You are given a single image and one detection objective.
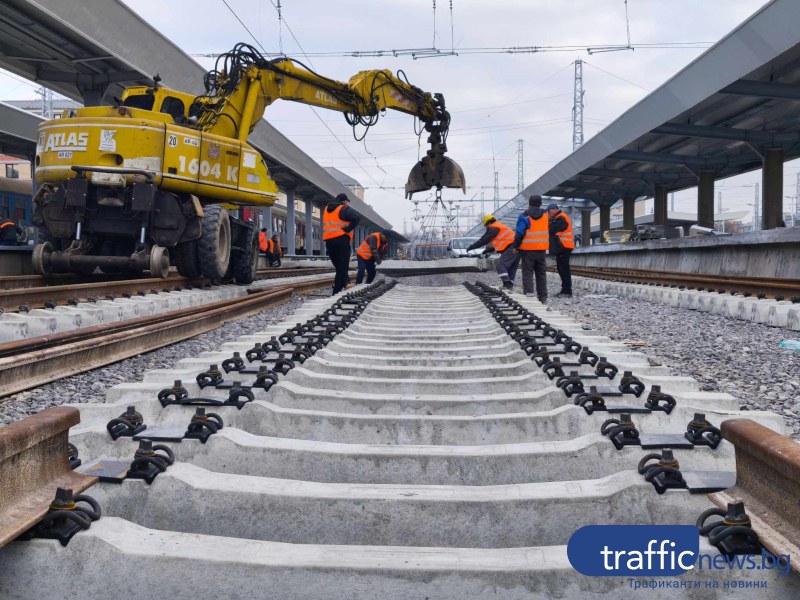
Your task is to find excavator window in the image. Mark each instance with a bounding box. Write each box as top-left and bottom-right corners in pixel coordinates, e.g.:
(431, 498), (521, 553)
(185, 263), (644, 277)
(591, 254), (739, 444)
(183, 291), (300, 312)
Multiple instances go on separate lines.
(160, 96), (186, 122)
(122, 93), (155, 111)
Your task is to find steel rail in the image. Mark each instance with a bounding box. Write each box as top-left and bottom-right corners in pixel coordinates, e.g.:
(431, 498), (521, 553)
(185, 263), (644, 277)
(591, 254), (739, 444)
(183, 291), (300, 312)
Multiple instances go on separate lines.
(0, 407), (96, 548)
(710, 419), (800, 573)
(563, 265), (800, 300)
(0, 276), (335, 398)
(0, 267), (334, 311)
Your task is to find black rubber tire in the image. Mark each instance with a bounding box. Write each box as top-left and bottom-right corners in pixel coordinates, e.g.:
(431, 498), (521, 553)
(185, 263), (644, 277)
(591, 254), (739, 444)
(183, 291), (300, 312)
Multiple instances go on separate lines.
(174, 240), (202, 278)
(197, 204), (231, 280)
(231, 222), (258, 284)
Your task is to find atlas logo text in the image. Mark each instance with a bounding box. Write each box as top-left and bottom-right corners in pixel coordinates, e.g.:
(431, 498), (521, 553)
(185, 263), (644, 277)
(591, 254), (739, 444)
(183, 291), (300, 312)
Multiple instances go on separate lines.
(43, 132), (89, 152)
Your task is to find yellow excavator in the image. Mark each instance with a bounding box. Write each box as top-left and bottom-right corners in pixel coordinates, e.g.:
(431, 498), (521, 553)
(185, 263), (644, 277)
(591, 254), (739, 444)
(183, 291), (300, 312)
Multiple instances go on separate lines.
(32, 43), (466, 281)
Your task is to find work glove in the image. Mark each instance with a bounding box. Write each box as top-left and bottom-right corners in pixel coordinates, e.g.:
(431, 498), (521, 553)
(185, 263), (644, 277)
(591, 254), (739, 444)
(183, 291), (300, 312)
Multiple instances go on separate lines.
(482, 247), (493, 256)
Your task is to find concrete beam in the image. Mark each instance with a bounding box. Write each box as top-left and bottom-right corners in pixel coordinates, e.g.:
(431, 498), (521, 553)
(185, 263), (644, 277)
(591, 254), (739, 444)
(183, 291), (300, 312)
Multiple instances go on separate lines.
(697, 170), (715, 228)
(554, 179), (646, 196)
(762, 147), (784, 230)
(582, 168), (683, 183)
(286, 188), (296, 254)
(598, 205), (610, 241)
(581, 209), (592, 245)
(304, 199), (314, 255)
(654, 185), (668, 226)
(652, 122), (800, 145)
(622, 196), (635, 230)
(721, 79), (800, 101)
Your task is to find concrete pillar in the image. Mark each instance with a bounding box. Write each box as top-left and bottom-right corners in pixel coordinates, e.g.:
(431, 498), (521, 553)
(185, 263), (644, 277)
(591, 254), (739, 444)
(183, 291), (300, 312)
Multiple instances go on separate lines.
(304, 199), (314, 255)
(80, 87), (104, 107)
(762, 147), (784, 229)
(285, 188), (296, 255)
(599, 205), (611, 242)
(261, 206), (272, 233)
(581, 209), (592, 246)
(697, 170), (715, 229)
(654, 185), (668, 226)
(622, 196), (635, 231)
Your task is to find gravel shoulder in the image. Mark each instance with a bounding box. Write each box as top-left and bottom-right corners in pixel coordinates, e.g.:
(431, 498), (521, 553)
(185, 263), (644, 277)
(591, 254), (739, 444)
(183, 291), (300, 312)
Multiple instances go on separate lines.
(0, 296), (306, 426)
(543, 273), (800, 438)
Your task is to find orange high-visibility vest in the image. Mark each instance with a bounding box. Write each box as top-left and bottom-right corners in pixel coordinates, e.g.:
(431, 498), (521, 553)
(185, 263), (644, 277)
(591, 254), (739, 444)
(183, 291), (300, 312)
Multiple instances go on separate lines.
(271, 240), (282, 256)
(487, 221), (514, 252)
(323, 205), (353, 241)
(258, 231), (268, 252)
(518, 214), (549, 251)
(356, 232), (387, 261)
(554, 212), (575, 249)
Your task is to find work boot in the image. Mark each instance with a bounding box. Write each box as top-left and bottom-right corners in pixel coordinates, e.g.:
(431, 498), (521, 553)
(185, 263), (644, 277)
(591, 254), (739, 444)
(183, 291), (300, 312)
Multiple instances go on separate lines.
(556, 292), (572, 298)
(502, 280), (514, 290)
(538, 296), (548, 305)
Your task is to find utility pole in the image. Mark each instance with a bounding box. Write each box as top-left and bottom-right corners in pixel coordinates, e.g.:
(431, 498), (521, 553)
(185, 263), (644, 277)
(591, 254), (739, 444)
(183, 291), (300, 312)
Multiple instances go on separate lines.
(517, 139), (524, 194)
(480, 191), (485, 216)
(572, 59), (585, 151)
(571, 60), (585, 236)
(669, 192), (675, 213)
(754, 182), (760, 231)
(493, 172), (499, 211)
(796, 172), (800, 219)
(38, 86), (53, 119)
(717, 191), (724, 233)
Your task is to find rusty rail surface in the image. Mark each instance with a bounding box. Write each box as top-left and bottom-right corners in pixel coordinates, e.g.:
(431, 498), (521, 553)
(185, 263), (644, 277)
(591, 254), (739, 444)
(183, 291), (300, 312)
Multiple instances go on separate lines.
(710, 419), (800, 572)
(0, 267), (334, 311)
(0, 276), (335, 398)
(562, 265), (800, 300)
(0, 407), (96, 548)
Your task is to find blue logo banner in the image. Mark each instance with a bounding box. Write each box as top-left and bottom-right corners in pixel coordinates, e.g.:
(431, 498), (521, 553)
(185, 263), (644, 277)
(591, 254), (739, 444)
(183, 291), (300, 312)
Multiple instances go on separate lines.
(568, 525), (699, 576)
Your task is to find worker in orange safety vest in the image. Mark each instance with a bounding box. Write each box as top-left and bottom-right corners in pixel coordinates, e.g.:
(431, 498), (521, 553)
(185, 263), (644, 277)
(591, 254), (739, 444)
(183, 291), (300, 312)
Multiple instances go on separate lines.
(355, 231), (389, 284)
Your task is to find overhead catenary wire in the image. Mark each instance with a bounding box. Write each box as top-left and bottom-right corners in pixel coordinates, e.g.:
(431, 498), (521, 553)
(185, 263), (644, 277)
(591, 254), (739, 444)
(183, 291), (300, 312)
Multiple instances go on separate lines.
(260, 0), (406, 197)
(219, 0), (274, 58)
(193, 41), (713, 60)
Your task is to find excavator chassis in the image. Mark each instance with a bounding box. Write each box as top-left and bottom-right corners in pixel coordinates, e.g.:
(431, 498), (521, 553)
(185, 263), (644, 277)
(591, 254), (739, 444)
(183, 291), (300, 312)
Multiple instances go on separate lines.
(32, 168), (257, 282)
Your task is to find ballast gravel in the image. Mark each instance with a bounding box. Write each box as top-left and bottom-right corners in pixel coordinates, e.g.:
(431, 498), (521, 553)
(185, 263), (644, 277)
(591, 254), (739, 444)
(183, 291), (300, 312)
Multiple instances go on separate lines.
(383, 270), (800, 438)
(0, 296), (304, 426)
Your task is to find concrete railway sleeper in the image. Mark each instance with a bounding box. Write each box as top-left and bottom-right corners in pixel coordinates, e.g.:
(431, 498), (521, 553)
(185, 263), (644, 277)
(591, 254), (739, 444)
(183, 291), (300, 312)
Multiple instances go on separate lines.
(1, 281), (799, 598)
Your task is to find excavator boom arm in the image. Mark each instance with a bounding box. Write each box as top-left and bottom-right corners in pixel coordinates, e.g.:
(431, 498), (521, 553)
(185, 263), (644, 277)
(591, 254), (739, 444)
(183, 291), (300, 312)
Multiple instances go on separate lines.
(193, 44), (464, 197)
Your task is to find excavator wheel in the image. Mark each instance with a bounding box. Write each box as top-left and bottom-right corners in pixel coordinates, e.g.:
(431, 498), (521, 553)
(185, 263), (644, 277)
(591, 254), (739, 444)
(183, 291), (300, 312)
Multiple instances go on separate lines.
(174, 240), (202, 278)
(197, 204), (231, 280)
(230, 221), (259, 285)
(32, 242), (54, 276)
(149, 245), (170, 279)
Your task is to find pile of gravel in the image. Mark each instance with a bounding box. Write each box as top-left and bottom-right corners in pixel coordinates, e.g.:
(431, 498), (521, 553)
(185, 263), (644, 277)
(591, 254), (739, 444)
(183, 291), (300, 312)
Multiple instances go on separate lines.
(0, 296), (305, 426)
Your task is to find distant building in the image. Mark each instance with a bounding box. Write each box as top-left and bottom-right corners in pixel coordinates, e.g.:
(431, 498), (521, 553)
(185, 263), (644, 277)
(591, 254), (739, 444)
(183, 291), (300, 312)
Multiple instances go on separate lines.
(0, 154), (31, 180)
(324, 166), (364, 201)
(5, 98), (81, 118)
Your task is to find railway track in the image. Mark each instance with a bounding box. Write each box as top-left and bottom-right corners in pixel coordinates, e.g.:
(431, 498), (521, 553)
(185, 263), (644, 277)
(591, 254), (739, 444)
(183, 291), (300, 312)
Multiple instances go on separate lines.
(0, 267), (335, 312)
(0, 275), (336, 398)
(0, 281), (798, 598)
(566, 265), (800, 301)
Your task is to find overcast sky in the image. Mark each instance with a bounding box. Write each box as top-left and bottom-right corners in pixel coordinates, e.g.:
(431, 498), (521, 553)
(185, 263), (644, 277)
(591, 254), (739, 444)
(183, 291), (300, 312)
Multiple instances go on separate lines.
(3, 0), (795, 231)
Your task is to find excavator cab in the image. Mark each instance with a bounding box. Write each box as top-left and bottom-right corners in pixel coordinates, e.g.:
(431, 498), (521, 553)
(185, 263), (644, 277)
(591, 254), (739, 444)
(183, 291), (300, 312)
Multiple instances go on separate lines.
(120, 86), (197, 124)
